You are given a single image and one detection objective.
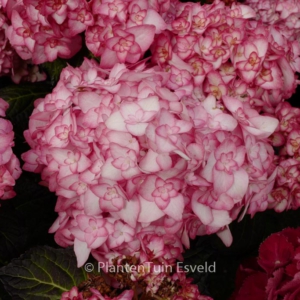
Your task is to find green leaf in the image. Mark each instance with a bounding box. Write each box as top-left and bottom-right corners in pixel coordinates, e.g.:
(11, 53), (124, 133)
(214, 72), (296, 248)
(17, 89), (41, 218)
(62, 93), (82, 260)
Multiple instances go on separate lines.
(0, 82), (52, 157)
(0, 83), (52, 119)
(42, 59), (68, 85)
(0, 246), (87, 300)
(0, 280), (11, 300)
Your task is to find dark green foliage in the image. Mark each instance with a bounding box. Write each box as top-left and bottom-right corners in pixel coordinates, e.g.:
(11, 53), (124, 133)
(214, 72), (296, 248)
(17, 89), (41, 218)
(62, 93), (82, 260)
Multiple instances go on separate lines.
(0, 246), (87, 300)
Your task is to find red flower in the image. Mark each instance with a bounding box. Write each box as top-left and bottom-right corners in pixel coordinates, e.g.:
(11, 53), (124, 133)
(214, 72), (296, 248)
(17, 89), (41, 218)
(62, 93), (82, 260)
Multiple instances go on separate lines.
(258, 233), (294, 273)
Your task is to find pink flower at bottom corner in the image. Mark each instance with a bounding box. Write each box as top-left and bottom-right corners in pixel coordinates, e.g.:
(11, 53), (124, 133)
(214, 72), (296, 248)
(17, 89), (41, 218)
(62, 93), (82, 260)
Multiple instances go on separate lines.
(89, 289), (134, 300)
(60, 286), (135, 300)
(61, 286), (81, 300)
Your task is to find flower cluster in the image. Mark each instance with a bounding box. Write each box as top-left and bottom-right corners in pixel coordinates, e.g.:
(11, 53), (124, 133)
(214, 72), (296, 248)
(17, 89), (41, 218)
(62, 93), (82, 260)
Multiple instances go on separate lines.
(2, 0), (93, 64)
(245, 0), (300, 42)
(0, 98), (21, 200)
(0, 2), (46, 82)
(21, 0), (300, 270)
(149, 0), (300, 219)
(22, 60), (188, 267)
(231, 227), (300, 300)
(152, 0), (299, 103)
(61, 255), (212, 300)
(0, 0), (298, 299)
(0, 3), (13, 77)
(266, 102), (300, 213)
(21, 52), (280, 271)
(85, 0), (168, 68)
(2, 0), (169, 67)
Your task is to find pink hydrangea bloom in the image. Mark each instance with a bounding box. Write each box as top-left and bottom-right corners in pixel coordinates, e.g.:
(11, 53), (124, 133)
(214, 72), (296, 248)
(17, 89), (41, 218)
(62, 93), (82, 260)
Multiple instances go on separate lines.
(0, 98), (21, 199)
(3, 0), (91, 64)
(20, 0), (300, 277)
(21, 52), (283, 268)
(86, 0), (167, 68)
(0, 2), (46, 82)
